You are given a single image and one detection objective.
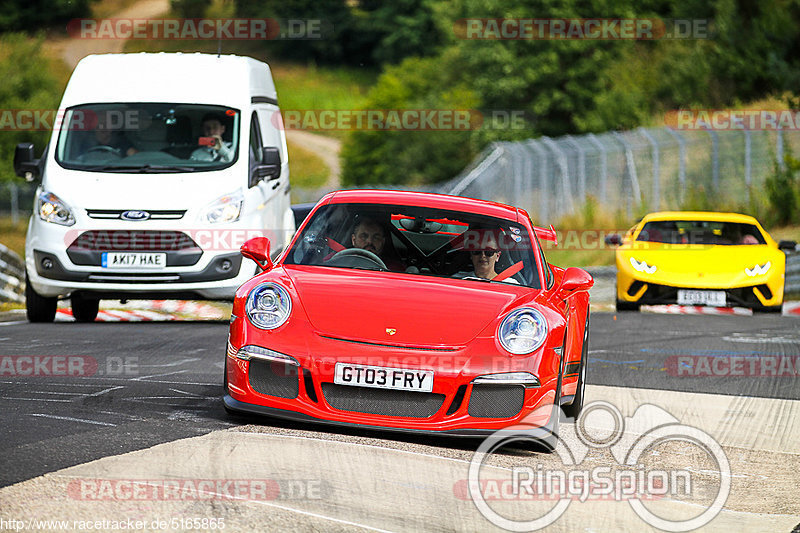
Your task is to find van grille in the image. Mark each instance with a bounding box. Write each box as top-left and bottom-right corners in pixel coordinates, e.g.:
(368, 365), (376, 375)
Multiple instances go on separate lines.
(86, 209), (186, 220)
(68, 230), (199, 251)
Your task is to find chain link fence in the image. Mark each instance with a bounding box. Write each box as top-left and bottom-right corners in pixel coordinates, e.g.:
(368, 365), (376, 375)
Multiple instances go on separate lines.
(441, 127), (800, 223)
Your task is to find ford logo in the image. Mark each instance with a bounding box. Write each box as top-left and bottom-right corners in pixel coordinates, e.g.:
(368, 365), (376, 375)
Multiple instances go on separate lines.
(121, 210), (150, 221)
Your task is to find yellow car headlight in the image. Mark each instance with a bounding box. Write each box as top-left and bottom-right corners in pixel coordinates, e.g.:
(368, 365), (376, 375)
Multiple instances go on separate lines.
(744, 261), (771, 277)
(630, 257), (657, 274)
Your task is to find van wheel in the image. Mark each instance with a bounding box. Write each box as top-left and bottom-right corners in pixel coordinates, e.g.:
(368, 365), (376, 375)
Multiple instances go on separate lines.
(25, 273), (57, 323)
(71, 293), (99, 322)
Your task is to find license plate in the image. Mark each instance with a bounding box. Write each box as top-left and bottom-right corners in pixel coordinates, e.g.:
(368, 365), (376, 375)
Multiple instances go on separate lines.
(677, 289), (726, 306)
(334, 362), (433, 392)
(102, 252), (166, 269)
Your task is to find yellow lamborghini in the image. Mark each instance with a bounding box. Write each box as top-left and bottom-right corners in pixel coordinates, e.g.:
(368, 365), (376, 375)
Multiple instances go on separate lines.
(606, 212), (797, 312)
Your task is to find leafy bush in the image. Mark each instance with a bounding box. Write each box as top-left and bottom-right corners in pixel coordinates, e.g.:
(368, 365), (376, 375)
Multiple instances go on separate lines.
(765, 146), (800, 226)
(0, 0), (93, 32)
(170, 0), (212, 18)
(0, 34), (60, 183)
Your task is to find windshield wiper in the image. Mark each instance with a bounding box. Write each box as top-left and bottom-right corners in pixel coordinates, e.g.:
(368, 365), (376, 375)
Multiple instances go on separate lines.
(83, 164), (197, 173)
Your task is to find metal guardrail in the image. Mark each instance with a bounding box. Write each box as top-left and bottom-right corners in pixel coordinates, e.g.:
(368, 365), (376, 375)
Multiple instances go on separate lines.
(0, 243), (24, 303)
(441, 128), (800, 223)
(785, 252), (800, 297)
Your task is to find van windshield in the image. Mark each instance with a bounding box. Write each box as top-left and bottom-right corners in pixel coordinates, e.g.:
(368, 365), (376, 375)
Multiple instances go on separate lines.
(55, 103), (240, 172)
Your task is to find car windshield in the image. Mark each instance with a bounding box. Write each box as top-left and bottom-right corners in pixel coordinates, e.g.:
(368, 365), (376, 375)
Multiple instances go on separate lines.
(285, 203), (541, 288)
(55, 103), (240, 172)
(636, 220), (767, 245)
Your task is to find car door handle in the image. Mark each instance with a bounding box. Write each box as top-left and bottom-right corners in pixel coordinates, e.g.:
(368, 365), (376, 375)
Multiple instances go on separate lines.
(272, 181), (280, 190)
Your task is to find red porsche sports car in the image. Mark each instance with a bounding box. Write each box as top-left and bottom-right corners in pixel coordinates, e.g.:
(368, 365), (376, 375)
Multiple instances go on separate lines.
(224, 190), (593, 446)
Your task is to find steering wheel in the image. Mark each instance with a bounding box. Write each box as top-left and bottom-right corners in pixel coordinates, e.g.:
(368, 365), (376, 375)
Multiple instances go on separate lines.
(329, 248), (387, 270)
(86, 145), (122, 156)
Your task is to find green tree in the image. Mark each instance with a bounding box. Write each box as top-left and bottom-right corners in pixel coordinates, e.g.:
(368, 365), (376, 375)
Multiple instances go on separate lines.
(0, 0), (93, 32)
(0, 34), (60, 183)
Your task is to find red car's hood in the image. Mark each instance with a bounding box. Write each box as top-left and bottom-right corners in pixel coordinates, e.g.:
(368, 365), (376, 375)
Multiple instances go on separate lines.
(285, 265), (527, 347)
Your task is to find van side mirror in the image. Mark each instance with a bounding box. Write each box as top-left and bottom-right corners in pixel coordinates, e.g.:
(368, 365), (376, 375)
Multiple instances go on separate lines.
(604, 234), (622, 246)
(256, 147), (281, 180)
(778, 240), (798, 252)
(241, 237), (273, 271)
(14, 143), (40, 181)
(558, 267), (594, 298)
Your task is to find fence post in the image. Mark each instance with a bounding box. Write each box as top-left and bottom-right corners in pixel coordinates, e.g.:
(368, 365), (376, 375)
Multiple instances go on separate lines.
(525, 140), (549, 223)
(612, 132), (641, 218)
(564, 135), (586, 205)
(709, 128), (719, 191)
(516, 144), (528, 208)
(450, 144), (504, 197)
(744, 129), (751, 204)
(586, 133), (607, 203)
(540, 136), (575, 219)
(664, 127), (686, 205)
(638, 128), (660, 210)
(9, 182), (19, 225)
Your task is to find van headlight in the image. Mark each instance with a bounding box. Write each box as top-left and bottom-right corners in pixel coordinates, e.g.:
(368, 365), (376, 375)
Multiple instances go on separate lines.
(246, 282), (292, 329)
(38, 191), (75, 226)
(203, 192), (243, 224)
(498, 307), (548, 354)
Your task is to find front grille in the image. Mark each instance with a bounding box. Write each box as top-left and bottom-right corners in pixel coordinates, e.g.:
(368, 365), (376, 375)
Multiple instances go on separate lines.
(321, 383), (445, 418)
(468, 385), (525, 418)
(637, 283), (768, 307)
(86, 209), (186, 220)
(86, 273), (181, 283)
(68, 230), (199, 251)
(248, 359), (299, 399)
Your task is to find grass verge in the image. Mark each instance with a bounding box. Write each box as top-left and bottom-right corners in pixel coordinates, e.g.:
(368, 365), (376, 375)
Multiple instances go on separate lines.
(0, 217), (27, 258)
(287, 138), (329, 189)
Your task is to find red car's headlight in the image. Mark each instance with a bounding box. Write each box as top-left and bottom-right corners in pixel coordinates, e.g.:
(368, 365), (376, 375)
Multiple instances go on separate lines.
(498, 307), (548, 354)
(245, 282), (292, 329)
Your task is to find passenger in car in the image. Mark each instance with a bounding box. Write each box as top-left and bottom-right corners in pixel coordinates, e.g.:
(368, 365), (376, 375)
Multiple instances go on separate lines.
(190, 113), (234, 162)
(458, 231), (520, 284)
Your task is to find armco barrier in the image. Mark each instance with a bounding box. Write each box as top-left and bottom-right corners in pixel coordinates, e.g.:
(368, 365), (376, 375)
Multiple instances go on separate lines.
(0, 243), (24, 303)
(785, 252), (800, 298)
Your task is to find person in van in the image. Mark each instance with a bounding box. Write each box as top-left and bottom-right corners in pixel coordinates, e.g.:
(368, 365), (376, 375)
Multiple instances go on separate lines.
(191, 113), (234, 162)
(80, 118), (137, 159)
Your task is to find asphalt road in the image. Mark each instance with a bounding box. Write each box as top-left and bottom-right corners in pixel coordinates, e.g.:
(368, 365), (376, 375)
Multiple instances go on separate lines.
(1, 312), (798, 490)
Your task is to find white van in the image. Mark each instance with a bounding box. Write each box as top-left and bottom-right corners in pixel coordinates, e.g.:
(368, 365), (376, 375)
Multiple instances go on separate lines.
(14, 53), (295, 322)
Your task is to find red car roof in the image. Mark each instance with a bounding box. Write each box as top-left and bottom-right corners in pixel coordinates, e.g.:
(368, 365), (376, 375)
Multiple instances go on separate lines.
(321, 189), (525, 222)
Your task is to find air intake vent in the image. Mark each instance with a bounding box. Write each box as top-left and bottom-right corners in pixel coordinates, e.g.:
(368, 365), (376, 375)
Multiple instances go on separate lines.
(468, 384), (525, 418)
(321, 383), (444, 418)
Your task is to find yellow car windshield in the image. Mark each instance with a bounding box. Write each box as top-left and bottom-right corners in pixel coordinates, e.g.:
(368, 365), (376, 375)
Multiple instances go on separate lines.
(637, 220), (766, 245)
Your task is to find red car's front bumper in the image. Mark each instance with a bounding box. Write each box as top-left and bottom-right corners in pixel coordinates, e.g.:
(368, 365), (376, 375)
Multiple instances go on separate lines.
(224, 318), (561, 436)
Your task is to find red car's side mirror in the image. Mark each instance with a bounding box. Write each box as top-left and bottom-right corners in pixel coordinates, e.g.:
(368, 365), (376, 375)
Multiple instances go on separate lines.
(241, 237), (273, 271)
(558, 267), (593, 297)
